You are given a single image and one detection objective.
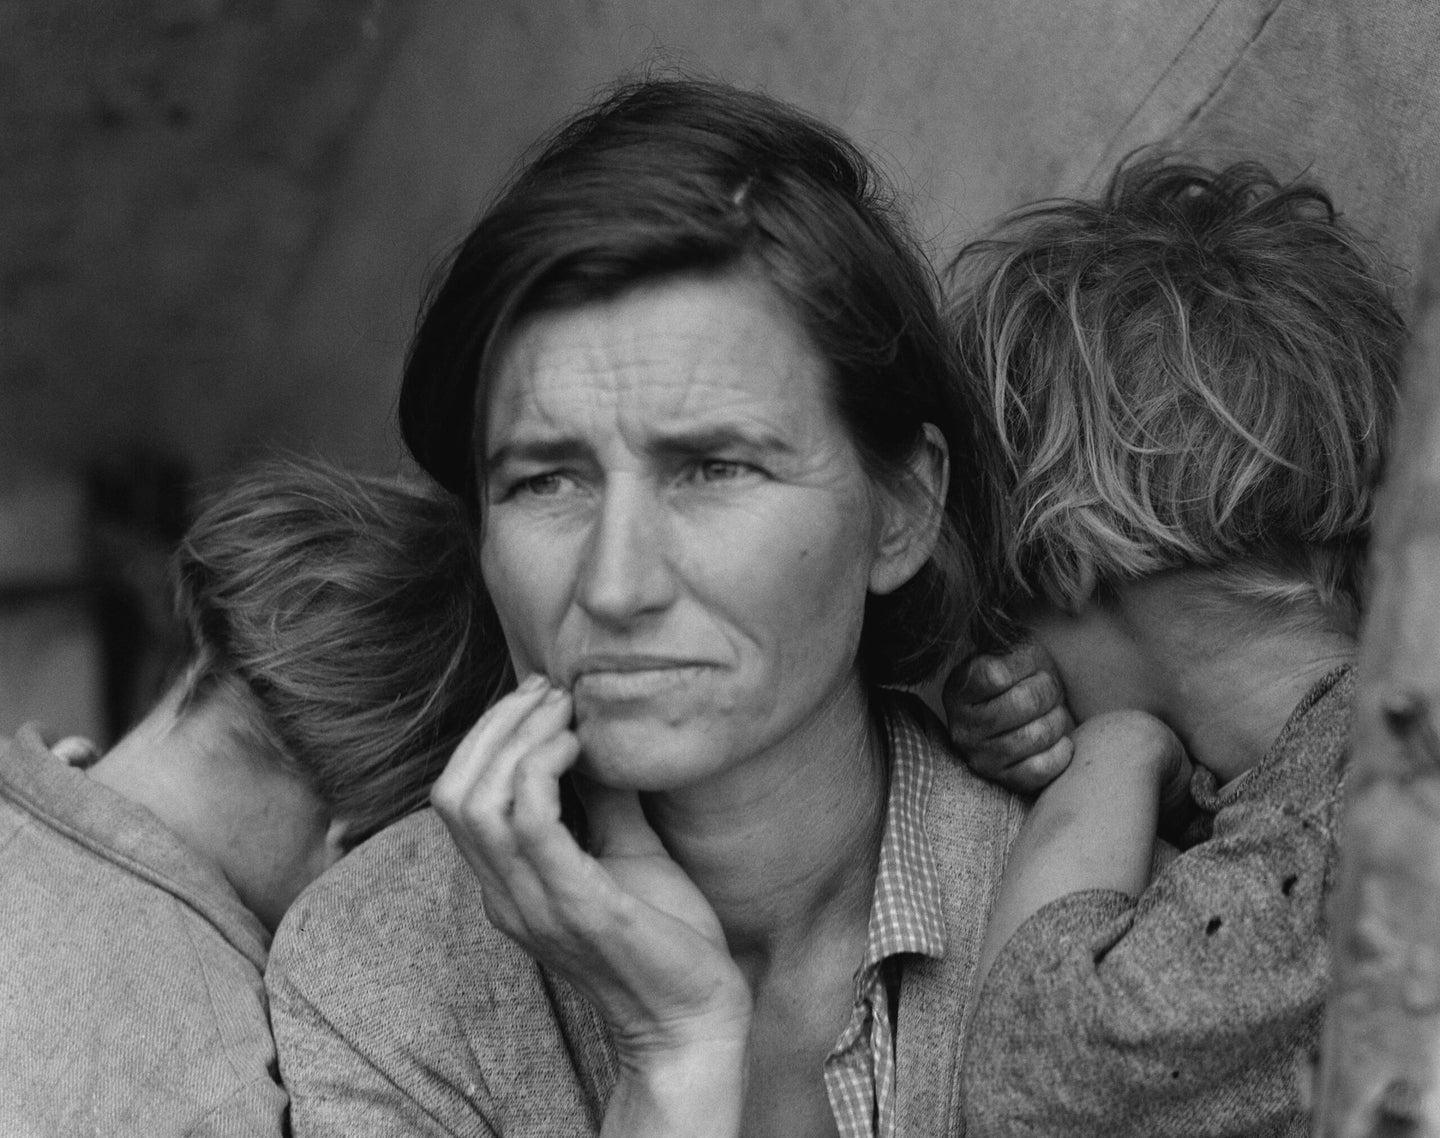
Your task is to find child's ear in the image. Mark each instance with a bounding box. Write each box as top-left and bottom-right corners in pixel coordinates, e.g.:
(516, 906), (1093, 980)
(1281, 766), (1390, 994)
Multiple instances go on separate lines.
(323, 816), (354, 867)
(1041, 558), (1100, 614)
(869, 422), (948, 596)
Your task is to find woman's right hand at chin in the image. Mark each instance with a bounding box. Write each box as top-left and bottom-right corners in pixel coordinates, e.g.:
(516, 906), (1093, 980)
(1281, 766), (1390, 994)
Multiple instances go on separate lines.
(431, 674), (751, 1136)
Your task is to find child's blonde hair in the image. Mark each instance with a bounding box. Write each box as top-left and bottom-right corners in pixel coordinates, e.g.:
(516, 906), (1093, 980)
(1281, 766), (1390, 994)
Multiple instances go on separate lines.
(948, 156), (1404, 628)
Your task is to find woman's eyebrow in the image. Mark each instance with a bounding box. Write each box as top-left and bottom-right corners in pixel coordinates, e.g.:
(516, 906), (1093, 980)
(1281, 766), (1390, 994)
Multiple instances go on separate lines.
(649, 424), (793, 458)
(485, 437), (588, 467)
(486, 424), (796, 467)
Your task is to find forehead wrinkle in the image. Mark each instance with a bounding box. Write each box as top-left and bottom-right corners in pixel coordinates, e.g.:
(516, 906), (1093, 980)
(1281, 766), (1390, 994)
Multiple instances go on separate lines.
(499, 326), (827, 457)
(630, 318), (838, 454)
(487, 274), (847, 470)
(486, 325), (616, 457)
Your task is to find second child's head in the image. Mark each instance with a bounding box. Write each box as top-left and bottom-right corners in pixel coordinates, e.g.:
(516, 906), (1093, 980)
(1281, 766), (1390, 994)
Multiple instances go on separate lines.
(947, 156), (1404, 634)
(173, 458), (510, 854)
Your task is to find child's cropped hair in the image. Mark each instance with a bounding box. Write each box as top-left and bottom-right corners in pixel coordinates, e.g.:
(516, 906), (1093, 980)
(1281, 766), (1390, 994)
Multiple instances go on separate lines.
(948, 155), (1405, 627)
(173, 457), (510, 848)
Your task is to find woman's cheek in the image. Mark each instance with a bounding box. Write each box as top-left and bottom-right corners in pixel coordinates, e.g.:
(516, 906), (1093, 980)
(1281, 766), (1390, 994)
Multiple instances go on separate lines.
(484, 566), (550, 679)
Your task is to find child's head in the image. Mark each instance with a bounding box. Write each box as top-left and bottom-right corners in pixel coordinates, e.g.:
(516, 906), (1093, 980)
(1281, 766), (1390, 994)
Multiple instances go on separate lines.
(947, 156), (1404, 631)
(172, 457), (509, 849)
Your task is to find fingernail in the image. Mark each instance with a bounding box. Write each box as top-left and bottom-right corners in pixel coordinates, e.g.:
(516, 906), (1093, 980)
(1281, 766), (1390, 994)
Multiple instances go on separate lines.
(518, 673), (546, 692)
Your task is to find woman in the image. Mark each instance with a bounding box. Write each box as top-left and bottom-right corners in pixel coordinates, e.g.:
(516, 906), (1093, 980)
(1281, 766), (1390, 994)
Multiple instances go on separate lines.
(0, 457), (504, 1137)
(265, 78), (1023, 1136)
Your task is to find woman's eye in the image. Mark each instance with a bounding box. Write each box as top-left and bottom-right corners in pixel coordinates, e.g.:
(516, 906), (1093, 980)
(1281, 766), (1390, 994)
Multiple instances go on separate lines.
(690, 459), (749, 484)
(511, 472), (566, 498)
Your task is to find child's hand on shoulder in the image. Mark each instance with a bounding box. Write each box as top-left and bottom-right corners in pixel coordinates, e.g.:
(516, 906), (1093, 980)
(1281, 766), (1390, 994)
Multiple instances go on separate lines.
(944, 641), (1075, 794)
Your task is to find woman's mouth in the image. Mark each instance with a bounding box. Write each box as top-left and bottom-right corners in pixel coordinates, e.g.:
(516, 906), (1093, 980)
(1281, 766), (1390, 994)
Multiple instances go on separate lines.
(571, 661), (712, 701)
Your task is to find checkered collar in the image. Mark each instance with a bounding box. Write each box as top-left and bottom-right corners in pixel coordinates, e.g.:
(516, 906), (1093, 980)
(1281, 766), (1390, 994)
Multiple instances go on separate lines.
(855, 695), (948, 991)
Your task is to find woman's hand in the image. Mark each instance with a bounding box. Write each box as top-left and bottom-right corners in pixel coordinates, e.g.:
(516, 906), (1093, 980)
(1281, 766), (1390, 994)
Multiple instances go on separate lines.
(431, 674), (751, 1135)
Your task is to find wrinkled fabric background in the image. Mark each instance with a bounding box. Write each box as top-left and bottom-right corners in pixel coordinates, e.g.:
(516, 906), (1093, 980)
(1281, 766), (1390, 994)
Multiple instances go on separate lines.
(4, 0), (1437, 480)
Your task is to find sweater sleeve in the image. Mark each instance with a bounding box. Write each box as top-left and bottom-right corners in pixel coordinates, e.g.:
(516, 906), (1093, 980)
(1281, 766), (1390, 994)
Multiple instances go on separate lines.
(265, 811), (614, 1138)
(263, 818), (507, 1138)
(960, 787), (1335, 1138)
(267, 941), (497, 1138)
(184, 1078), (290, 1138)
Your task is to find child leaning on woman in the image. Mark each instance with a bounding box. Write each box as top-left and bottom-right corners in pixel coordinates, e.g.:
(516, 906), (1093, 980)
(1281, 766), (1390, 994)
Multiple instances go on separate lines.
(944, 155), (1404, 1136)
(0, 458), (506, 1136)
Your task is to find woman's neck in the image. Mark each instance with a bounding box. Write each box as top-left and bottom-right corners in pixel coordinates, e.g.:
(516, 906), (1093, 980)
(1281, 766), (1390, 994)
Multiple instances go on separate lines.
(641, 677), (888, 979)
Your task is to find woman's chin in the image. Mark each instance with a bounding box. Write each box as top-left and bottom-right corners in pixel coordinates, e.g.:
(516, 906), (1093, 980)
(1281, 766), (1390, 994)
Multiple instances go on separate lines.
(573, 715), (728, 792)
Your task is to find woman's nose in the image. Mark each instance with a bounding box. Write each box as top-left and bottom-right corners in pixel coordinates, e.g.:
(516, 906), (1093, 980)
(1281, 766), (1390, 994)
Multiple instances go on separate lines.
(576, 479), (675, 623)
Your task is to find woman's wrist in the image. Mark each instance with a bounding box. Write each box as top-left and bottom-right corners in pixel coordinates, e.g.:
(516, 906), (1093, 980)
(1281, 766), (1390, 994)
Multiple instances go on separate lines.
(603, 1031), (749, 1138)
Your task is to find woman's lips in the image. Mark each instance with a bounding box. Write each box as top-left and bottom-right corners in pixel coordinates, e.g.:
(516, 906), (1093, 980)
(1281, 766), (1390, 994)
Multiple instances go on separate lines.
(571, 662), (712, 700)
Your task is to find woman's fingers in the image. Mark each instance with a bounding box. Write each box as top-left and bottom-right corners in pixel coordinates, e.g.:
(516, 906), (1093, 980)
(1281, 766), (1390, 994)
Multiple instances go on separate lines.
(434, 685), (669, 970)
(431, 686), (749, 1063)
(510, 729), (582, 834)
(433, 674), (548, 797)
(433, 680), (583, 941)
(432, 678), (570, 826)
(509, 732), (599, 904)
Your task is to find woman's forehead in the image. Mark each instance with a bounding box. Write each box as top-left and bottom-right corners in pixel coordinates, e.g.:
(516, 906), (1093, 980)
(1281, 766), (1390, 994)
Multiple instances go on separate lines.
(482, 274), (839, 451)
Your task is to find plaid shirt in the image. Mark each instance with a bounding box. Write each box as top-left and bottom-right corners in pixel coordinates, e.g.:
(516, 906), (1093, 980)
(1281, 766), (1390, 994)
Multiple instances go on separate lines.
(822, 707), (947, 1138)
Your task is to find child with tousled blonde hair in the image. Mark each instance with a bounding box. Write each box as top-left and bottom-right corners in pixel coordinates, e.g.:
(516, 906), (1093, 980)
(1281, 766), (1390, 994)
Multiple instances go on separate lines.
(944, 156), (1403, 1136)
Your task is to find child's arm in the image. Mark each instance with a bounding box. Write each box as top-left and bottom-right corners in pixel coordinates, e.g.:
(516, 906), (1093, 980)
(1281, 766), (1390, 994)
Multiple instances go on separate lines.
(974, 710), (1191, 984)
(961, 697), (1342, 1137)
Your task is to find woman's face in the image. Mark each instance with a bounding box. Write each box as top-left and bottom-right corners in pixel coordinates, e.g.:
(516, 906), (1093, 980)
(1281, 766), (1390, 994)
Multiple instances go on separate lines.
(479, 272), (901, 791)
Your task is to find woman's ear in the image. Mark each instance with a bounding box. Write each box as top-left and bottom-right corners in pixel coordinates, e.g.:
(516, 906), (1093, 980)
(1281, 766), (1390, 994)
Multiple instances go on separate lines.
(869, 422), (949, 596)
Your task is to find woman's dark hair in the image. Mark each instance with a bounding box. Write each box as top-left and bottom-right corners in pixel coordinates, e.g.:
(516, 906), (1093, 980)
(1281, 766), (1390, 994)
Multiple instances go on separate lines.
(399, 76), (1009, 683)
(174, 457), (510, 847)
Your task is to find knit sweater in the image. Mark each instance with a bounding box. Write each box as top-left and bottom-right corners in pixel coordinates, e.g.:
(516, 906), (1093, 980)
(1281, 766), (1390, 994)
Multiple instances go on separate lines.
(0, 724), (287, 1137)
(267, 694), (1025, 1137)
(961, 667), (1354, 1137)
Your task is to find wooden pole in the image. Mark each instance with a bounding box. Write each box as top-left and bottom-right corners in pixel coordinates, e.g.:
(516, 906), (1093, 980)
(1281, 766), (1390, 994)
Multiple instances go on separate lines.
(1314, 210), (1440, 1137)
